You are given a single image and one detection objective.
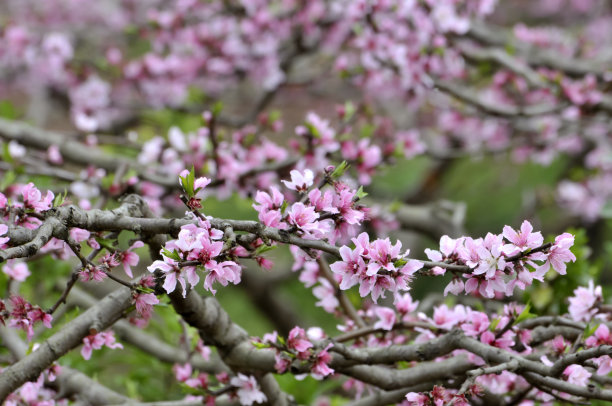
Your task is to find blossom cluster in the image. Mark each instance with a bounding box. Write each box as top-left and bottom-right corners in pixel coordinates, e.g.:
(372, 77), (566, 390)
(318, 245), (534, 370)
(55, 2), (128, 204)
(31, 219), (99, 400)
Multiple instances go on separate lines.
(148, 218), (241, 296)
(3, 362), (61, 406)
(0, 184), (54, 230)
(254, 169), (368, 244)
(80, 330), (123, 360)
(330, 232), (423, 302)
(260, 326), (334, 381)
(0, 296), (52, 341)
(426, 221), (576, 298)
(364, 283), (611, 404)
(130, 276), (160, 328)
(136, 108), (425, 216)
(330, 220), (576, 301)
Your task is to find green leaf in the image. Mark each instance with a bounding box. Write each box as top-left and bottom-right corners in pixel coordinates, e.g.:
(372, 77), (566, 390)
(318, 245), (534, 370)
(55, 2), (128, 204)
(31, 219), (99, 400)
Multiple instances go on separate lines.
(359, 123), (375, 138)
(515, 302), (537, 324)
(343, 101), (356, 122)
(2, 142), (14, 164)
(251, 341), (270, 349)
(0, 100), (17, 119)
(306, 122), (320, 138)
(254, 245), (277, 255)
(161, 248), (182, 262)
(355, 186), (368, 200)
(388, 200), (402, 213)
(0, 170), (16, 190)
(584, 323), (600, 338)
(330, 161), (349, 179)
(394, 258), (408, 267)
(268, 109), (282, 123)
(53, 190), (68, 208)
(489, 317), (501, 331)
(179, 166), (196, 197)
(212, 101), (224, 117)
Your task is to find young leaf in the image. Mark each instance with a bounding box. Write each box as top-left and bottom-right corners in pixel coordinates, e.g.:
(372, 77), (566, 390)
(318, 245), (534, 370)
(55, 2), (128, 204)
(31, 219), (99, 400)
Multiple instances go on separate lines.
(515, 303), (537, 324)
(330, 161), (349, 179)
(355, 186), (368, 200)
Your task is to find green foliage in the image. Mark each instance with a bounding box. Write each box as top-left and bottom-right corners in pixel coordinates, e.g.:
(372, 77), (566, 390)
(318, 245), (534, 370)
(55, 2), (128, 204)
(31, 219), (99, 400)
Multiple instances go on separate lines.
(330, 161), (349, 179)
(275, 374), (342, 405)
(514, 302), (537, 324)
(179, 166), (196, 197)
(53, 190), (68, 208)
(0, 100), (18, 119)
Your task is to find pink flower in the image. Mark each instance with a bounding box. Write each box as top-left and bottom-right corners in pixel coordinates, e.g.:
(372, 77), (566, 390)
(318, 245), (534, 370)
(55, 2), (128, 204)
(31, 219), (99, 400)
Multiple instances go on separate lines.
(313, 278), (339, 313)
(299, 261), (320, 288)
(253, 187), (284, 213)
(397, 130), (426, 159)
(2, 260), (30, 282)
(196, 340), (211, 360)
(81, 331), (123, 360)
(334, 188), (364, 225)
(426, 235), (460, 261)
(502, 220), (543, 255)
(286, 203), (331, 238)
(21, 183), (54, 212)
(69, 228), (90, 243)
(594, 356), (612, 376)
(281, 169), (314, 192)
(275, 353), (290, 373)
(373, 306), (396, 331)
(308, 188), (336, 213)
(173, 363), (192, 382)
(0, 223), (9, 247)
(287, 327), (313, 358)
(563, 364), (591, 386)
(330, 245), (366, 290)
(432, 3), (470, 34)
(79, 265), (108, 283)
(192, 233), (223, 265)
(537, 233), (576, 276)
(311, 344), (334, 380)
(230, 373), (267, 405)
(568, 280), (602, 322)
(444, 278), (464, 296)
(148, 259), (187, 296)
(203, 260), (242, 294)
(134, 292), (159, 318)
(303, 112), (338, 153)
(286, 202), (319, 228)
(430, 304), (467, 330)
(395, 259), (423, 291)
(585, 324), (612, 347)
(562, 75), (602, 105)
(360, 273), (395, 303)
(472, 233), (506, 279)
(47, 145), (63, 165)
(551, 335), (569, 354)
(367, 238), (402, 275)
(394, 292), (419, 316)
(258, 209), (284, 228)
(461, 311), (490, 337)
(405, 392), (429, 405)
(119, 241), (144, 278)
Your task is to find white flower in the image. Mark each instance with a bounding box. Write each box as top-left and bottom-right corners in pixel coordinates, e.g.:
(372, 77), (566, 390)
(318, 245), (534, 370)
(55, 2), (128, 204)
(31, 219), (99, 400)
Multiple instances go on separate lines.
(230, 374), (267, 405)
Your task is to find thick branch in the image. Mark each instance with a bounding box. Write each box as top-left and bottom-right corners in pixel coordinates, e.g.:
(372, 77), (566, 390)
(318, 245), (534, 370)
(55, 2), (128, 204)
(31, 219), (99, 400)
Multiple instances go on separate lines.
(0, 298), (132, 403)
(67, 286), (227, 373)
